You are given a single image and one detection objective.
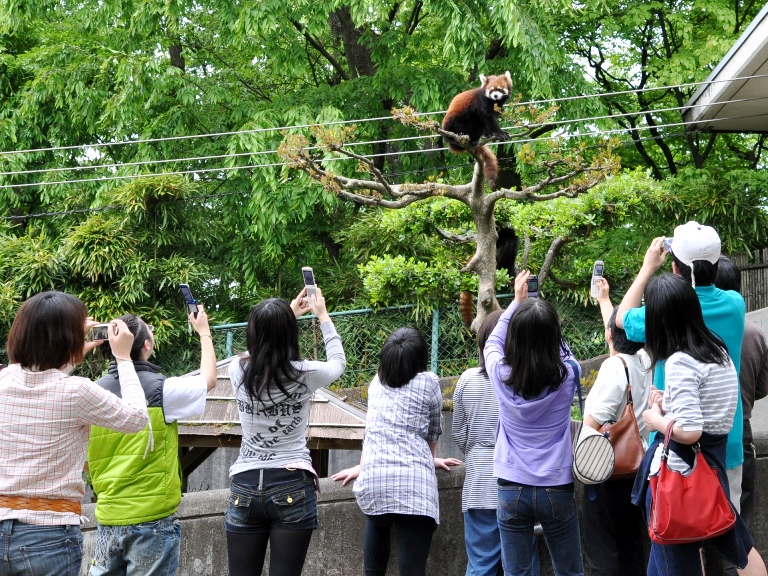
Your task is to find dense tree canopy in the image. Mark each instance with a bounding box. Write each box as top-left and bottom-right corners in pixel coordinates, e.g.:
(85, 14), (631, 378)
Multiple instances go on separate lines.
(1, 0), (767, 357)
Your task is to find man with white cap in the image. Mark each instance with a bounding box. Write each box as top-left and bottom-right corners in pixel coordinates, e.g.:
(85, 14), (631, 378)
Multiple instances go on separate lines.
(616, 221), (747, 510)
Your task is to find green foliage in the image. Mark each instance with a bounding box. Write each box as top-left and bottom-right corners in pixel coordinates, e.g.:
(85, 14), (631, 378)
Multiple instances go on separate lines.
(1, 0), (767, 372)
(361, 255), (510, 315)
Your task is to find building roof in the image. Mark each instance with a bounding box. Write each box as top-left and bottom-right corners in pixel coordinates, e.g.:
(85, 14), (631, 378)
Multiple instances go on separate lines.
(684, 3), (768, 133)
(177, 358), (367, 451)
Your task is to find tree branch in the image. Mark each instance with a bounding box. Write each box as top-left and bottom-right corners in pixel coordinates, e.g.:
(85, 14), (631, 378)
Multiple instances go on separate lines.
(405, 1), (424, 35)
(488, 164), (603, 202)
(520, 235), (531, 270)
(289, 19), (350, 81)
(289, 149), (470, 207)
(435, 227), (476, 243)
(547, 268), (578, 288)
(329, 144), (394, 196)
(537, 236), (567, 286)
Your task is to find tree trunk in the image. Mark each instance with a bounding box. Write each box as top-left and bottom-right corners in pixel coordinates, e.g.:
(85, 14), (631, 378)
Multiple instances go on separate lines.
(328, 7), (375, 78)
(463, 165), (501, 332)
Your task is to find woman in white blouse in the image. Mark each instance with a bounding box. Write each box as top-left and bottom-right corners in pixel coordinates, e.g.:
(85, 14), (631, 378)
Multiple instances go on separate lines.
(582, 278), (651, 576)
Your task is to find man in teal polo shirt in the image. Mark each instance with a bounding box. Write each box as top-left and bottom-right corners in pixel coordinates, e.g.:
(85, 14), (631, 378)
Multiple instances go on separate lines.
(616, 222), (746, 509)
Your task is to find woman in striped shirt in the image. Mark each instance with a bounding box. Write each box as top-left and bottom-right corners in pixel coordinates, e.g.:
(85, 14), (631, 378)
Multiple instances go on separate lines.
(452, 310), (507, 576)
(632, 273), (766, 576)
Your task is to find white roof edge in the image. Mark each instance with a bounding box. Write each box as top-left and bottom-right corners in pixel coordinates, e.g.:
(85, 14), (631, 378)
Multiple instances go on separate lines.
(684, 4), (768, 124)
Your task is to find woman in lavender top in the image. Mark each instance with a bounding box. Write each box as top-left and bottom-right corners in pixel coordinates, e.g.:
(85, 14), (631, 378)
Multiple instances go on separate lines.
(483, 270), (584, 576)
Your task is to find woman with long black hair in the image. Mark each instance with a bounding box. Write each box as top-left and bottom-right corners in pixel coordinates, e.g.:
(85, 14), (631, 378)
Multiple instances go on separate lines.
(633, 273), (766, 576)
(483, 270), (584, 576)
(225, 287), (346, 576)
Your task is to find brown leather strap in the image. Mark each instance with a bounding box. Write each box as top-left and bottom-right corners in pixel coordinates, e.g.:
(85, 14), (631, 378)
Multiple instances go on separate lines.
(0, 495), (82, 515)
(617, 355), (633, 405)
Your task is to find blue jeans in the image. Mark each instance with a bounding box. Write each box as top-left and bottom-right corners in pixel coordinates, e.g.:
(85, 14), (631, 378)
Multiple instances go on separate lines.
(225, 468), (318, 576)
(88, 515), (180, 576)
(464, 509), (503, 576)
(497, 480), (584, 576)
(0, 520), (82, 576)
(465, 509), (541, 576)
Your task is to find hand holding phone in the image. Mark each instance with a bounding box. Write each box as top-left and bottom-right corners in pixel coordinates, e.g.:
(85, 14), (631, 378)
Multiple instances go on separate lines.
(310, 287), (331, 323)
(290, 287), (312, 319)
(179, 284), (199, 319)
(108, 318), (134, 360)
(590, 261), (605, 299)
(302, 267), (317, 306)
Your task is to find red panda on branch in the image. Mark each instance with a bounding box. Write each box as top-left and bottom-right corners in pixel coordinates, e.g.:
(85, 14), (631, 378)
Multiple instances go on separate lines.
(441, 72), (512, 189)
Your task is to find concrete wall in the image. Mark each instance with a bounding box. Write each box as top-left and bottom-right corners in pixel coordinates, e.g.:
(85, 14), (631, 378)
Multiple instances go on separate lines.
(79, 429), (768, 575)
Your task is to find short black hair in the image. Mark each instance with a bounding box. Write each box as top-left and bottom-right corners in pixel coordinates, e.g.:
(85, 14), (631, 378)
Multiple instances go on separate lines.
(671, 254), (718, 286)
(714, 256), (741, 293)
(607, 307), (644, 355)
(378, 327), (429, 388)
(98, 314), (151, 361)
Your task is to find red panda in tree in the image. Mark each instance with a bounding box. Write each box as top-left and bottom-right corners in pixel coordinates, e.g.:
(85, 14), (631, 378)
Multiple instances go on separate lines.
(442, 72), (512, 189)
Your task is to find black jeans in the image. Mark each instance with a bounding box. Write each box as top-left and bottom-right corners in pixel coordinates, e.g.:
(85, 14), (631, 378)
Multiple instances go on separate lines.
(363, 513), (437, 576)
(582, 478), (646, 576)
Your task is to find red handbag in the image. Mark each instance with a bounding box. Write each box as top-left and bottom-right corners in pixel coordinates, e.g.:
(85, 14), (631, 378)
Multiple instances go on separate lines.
(648, 421), (736, 545)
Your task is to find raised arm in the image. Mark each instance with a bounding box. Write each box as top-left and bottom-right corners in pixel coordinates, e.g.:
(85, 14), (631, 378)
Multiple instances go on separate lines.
(593, 278), (613, 327)
(304, 288), (346, 389)
(189, 306), (217, 391)
(483, 271), (529, 384)
(616, 237), (668, 329)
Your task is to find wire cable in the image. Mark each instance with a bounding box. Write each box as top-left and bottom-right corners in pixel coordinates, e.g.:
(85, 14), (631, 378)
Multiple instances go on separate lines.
(2, 89), (764, 180)
(0, 131), (696, 221)
(2, 72), (767, 159)
(0, 108), (754, 190)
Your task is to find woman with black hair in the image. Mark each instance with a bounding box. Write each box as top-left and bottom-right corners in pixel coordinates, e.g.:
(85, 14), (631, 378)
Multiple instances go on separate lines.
(582, 278), (651, 576)
(483, 270), (584, 576)
(632, 273), (766, 576)
(332, 327), (461, 576)
(225, 287), (346, 576)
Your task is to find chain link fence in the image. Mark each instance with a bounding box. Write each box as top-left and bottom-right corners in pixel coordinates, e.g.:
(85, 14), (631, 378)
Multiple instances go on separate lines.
(209, 295), (607, 389)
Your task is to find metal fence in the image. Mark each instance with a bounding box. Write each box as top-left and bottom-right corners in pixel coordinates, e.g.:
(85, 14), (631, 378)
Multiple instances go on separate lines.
(209, 295), (607, 389)
(732, 248), (768, 312)
(65, 250), (768, 382)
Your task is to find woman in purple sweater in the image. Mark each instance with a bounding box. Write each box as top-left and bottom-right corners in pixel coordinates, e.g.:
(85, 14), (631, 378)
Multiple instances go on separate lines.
(483, 270), (584, 576)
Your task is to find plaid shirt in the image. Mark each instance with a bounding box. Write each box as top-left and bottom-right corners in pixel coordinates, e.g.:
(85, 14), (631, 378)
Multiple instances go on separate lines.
(0, 363), (149, 525)
(353, 372), (443, 523)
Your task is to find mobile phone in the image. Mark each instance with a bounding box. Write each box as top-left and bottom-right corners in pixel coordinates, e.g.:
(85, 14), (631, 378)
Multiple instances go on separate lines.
(302, 267), (317, 305)
(90, 323), (114, 341)
(590, 260), (605, 298)
(179, 283), (199, 318)
(527, 274), (539, 298)
(662, 238), (672, 252)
